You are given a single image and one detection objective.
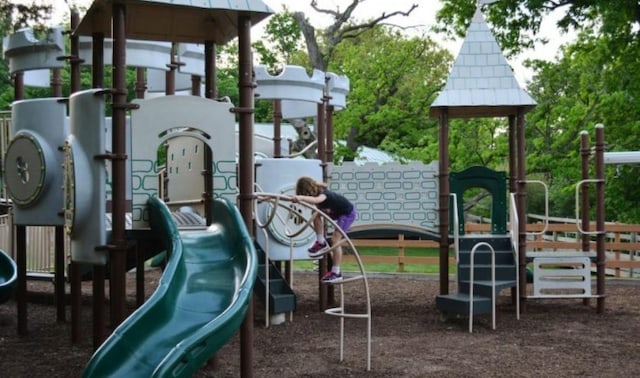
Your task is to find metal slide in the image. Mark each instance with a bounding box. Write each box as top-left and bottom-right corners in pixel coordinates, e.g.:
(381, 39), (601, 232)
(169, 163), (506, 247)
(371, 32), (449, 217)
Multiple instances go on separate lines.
(82, 197), (257, 377)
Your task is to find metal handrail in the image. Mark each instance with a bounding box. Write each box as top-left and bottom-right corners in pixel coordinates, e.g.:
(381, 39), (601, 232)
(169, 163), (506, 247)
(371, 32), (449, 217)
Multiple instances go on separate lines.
(508, 193), (520, 320)
(450, 193), (460, 262)
(575, 179), (606, 235)
(468, 242), (496, 333)
(522, 180), (549, 236)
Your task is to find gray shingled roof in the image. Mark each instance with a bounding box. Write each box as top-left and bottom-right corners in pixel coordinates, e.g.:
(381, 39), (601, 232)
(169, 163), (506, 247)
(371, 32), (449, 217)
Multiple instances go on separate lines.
(430, 6), (536, 118)
(74, 0), (273, 44)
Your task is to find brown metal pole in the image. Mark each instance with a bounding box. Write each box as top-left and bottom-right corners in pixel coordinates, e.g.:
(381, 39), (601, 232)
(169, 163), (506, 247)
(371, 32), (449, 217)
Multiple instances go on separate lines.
(109, 2), (128, 327)
(326, 104), (335, 164)
(508, 115), (517, 193)
(237, 15), (255, 378)
(203, 41), (216, 225)
(204, 41), (216, 99)
(316, 101), (331, 308)
(51, 68), (63, 97)
(90, 29), (106, 349)
(594, 124), (605, 313)
(12, 72), (27, 336)
(165, 43), (176, 95)
(135, 67), (146, 98)
(54, 227), (65, 323)
(91, 33), (104, 89)
(191, 75), (201, 96)
(273, 99), (282, 158)
(16, 225), (27, 335)
(438, 109), (450, 295)
(579, 131), (592, 307)
(516, 109), (527, 304)
(317, 102), (327, 181)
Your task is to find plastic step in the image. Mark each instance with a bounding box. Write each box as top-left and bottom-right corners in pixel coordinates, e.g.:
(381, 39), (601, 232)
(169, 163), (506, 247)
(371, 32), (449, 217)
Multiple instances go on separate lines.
(435, 293), (493, 315)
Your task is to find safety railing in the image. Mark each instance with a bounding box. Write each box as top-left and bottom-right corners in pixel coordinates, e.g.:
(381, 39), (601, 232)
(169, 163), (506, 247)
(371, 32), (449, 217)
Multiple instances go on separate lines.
(508, 193), (520, 320)
(523, 180), (549, 236)
(575, 179), (606, 235)
(468, 241), (496, 333)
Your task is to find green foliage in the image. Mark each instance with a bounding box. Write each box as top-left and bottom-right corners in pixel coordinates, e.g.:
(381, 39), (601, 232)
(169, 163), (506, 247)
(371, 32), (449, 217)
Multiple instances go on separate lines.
(0, 0), (52, 34)
(436, 0), (640, 57)
(329, 25), (452, 162)
(524, 31), (640, 221)
(252, 6), (303, 70)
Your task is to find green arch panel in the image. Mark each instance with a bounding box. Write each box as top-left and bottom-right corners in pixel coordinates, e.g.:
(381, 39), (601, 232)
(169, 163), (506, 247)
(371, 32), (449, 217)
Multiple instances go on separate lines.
(450, 165), (507, 235)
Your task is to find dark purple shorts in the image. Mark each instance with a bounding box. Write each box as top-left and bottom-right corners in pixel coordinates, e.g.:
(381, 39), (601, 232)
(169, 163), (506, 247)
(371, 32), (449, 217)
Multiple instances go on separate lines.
(334, 208), (357, 232)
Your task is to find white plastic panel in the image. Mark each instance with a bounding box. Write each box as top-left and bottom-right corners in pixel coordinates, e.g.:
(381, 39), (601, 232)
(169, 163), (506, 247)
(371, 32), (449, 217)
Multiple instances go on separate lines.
(254, 65), (325, 102)
(177, 43), (205, 76)
(2, 27), (65, 74)
(78, 37), (172, 71)
(255, 158), (322, 261)
(67, 89), (107, 265)
(23, 69), (51, 88)
(326, 72), (350, 109)
(532, 257), (592, 298)
(6, 98), (68, 225)
(146, 68), (193, 93)
(130, 95), (236, 228)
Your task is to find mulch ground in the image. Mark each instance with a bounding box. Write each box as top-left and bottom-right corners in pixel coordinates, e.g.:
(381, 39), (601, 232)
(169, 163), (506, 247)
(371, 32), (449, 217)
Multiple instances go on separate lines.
(1, 268), (639, 377)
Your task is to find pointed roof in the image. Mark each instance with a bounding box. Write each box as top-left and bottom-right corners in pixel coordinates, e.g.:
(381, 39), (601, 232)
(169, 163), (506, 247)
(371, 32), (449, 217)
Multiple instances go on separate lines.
(430, 6), (536, 118)
(74, 0), (273, 44)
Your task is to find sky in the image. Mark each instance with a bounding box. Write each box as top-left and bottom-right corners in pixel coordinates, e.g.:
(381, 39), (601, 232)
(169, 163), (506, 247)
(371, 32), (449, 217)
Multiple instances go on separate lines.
(40, 0), (574, 85)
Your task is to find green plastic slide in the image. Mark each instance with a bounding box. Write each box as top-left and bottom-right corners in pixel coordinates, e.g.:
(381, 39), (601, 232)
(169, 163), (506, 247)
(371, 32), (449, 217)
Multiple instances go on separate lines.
(0, 249), (17, 304)
(83, 197), (257, 377)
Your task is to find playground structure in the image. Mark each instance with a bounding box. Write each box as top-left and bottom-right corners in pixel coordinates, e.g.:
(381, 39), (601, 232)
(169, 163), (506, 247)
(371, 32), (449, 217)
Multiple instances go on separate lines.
(1, 0), (373, 373)
(1, 0), (639, 375)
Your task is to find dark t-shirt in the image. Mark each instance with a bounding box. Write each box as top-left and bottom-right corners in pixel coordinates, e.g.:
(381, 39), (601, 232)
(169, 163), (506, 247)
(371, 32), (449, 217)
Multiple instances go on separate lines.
(318, 190), (353, 217)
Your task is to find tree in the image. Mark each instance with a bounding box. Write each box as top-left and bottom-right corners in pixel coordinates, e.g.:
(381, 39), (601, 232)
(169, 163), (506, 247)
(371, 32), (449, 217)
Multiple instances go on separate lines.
(0, 0), (52, 34)
(436, 0), (640, 57)
(284, 1), (420, 159)
(328, 25), (451, 163)
(293, 0), (418, 72)
(524, 32), (640, 221)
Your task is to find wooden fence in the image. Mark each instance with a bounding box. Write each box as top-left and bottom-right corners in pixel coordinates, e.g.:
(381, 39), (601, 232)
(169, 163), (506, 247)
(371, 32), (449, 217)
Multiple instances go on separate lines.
(2, 212), (639, 278)
(344, 221), (640, 278)
(0, 213), (59, 275)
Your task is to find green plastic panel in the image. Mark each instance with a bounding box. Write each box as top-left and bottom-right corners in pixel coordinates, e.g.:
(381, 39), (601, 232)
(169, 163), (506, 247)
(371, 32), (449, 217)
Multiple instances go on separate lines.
(449, 166), (507, 235)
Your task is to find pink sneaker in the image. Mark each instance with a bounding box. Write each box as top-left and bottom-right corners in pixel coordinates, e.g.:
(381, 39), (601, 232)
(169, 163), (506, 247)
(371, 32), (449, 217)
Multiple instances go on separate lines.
(308, 241), (329, 257)
(321, 271), (342, 283)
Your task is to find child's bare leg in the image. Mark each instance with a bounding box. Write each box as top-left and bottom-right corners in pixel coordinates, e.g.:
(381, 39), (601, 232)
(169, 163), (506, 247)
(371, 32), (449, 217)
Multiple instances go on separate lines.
(313, 214), (324, 240)
(331, 232), (343, 268)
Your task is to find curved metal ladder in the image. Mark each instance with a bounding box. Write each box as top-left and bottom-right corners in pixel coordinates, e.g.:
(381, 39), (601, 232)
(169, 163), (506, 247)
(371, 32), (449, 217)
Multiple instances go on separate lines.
(253, 192), (372, 371)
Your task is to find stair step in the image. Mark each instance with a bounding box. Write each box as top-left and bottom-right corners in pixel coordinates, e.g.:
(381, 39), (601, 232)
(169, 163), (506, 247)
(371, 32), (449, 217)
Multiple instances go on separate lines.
(254, 242), (297, 314)
(436, 293), (493, 315)
(457, 264), (517, 281)
(458, 279), (517, 297)
(459, 235), (512, 251)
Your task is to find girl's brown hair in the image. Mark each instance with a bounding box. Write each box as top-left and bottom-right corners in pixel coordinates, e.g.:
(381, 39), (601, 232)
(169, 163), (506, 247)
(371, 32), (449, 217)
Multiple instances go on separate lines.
(295, 176), (325, 196)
